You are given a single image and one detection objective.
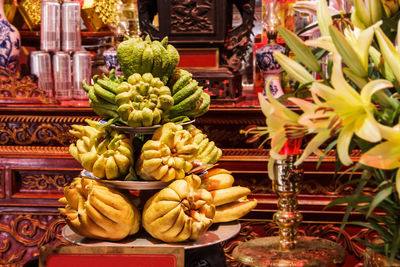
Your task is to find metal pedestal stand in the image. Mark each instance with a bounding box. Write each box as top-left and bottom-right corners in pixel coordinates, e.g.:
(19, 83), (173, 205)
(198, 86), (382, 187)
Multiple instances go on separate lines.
(233, 155), (346, 266)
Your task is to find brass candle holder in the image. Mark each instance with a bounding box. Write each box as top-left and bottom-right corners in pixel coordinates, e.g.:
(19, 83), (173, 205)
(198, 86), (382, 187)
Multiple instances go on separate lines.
(233, 141), (346, 266)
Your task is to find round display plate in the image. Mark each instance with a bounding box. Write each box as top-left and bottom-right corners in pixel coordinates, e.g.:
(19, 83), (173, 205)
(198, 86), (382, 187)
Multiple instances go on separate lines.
(109, 120), (195, 135)
(80, 170), (169, 190)
(62, 221), (241, 250)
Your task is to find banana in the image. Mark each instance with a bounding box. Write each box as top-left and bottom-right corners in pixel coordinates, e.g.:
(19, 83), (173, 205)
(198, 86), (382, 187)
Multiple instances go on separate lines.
(211, 186), (251, 206)
(96, 79), (119, 94)
(172, 72), (192, 95)
(213, 199), (258, 223)
(141, 45), (154, 74)
(94, 84), (116, 104)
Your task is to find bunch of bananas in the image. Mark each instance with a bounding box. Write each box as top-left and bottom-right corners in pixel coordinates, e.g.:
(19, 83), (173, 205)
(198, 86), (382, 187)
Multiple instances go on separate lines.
(185, 124), (222, 164)
(200, 168), (257, 223)
(117, 36), (179, 84)
(136, 123), (197, 182)
(69, 119), (134, 180)
(142, 174), (215, 242)
(59, 178), (140, 241)
(166, 69), (210, 120)
(115, 73), (174, 127)
(82, 70), (122, 119)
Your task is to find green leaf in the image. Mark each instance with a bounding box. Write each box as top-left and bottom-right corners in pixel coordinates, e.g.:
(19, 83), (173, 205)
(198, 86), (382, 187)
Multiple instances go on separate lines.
(367, 186), (393, 217)
(390, 226), (400, 263)
(317, 139), (337, 169)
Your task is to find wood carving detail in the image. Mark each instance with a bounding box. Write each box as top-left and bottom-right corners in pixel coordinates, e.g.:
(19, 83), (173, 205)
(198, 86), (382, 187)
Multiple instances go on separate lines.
(0, 116), (98, 147)
(170, 0), (214, 34)
(0, 67), (48, 100)
(221, 0), (255, 73)
(0, 214), (68, 266)
(223, 221), (374, 266)
(21, 174), (74, 191)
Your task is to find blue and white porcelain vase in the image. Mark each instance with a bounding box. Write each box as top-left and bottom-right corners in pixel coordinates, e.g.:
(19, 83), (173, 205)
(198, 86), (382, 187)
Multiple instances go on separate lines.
(255, 0), (285, 99)
(0, 0), (20, 72)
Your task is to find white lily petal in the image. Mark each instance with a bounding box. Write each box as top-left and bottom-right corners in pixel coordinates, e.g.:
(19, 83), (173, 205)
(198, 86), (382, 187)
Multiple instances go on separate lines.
(337, 124), (355, 166)
(265, 79), (299, 121)
(354, 115), (381, 142)
(378, 123), (400, 141)
(305, 37), (337, 52)
(331, 53), (362, 101)
(359, 141), (400, 169)
(310, 81), (339, 102)
(258, 93), (272, 117)
(356, 21), (382, 70)
(273, 51), (315, 85)
(288, 97), (314, 112)
(268, 156), (276, 180)
(295, 130), (331, 166)
(360, 79), (392, 103)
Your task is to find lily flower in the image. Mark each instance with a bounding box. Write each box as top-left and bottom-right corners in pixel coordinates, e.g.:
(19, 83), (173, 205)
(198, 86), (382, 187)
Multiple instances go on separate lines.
(351, 0), (382, 29)
(310, 54), (393, 165)
(359, 124), (400, 197)
(375, 27), (400, 82)
(258, 80), (303, 180)
(289, 97), (340, 166)
(329, 22), (381, 78)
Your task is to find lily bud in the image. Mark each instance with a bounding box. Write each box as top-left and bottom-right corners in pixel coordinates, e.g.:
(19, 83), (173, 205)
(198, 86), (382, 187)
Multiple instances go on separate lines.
(273, 51), (315, 85)
(375, 27), (400, 82)
(317, 0), (332, 37)
(277, 26), (321, 73)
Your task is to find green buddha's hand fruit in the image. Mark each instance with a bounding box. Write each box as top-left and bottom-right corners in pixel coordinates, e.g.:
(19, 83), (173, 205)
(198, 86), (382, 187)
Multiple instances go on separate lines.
(115, 73), (174, 128)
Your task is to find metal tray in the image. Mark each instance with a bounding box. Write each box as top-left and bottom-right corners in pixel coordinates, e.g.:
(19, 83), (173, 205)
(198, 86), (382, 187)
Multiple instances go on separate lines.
(62, 221), (241, 250)
(80, 170), (169, 190)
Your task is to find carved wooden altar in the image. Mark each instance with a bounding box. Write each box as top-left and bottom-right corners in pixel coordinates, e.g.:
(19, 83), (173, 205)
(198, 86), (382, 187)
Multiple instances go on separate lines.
(0, 98), (370, 266)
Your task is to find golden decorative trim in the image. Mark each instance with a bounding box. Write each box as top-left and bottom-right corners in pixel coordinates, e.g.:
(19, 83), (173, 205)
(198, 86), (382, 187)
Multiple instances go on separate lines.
(0, 146), (69, 155)
(0, 115), (99, 123)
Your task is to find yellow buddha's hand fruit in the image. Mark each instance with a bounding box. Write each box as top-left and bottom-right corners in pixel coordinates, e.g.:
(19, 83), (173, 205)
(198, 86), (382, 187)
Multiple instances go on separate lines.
(136, 122), (198, 182)
(58, 178), (140, 241)
(200, 168), (257, 223)
(142, 174), (215, 242)
(69, 119), (134, 180)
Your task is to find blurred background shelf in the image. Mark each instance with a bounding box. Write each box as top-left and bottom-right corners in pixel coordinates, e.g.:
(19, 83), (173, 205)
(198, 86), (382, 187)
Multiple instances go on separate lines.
(20, 31), (115, 48)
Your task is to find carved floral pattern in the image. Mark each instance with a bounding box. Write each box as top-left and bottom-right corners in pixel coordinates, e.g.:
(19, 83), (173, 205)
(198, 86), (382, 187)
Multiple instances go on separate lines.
(0, 116), (99, 147)
(0, 67), (47, 99)
(0, 214), (68, 266)
(21, 174), (74, 191)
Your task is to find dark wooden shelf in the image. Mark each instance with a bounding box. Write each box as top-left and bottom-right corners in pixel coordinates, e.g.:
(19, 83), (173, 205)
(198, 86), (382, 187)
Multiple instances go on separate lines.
(20, 30), (114, 47)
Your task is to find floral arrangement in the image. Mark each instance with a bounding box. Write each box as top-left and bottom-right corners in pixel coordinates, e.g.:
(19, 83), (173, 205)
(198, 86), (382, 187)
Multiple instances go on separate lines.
(246, 0), (400, 262)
